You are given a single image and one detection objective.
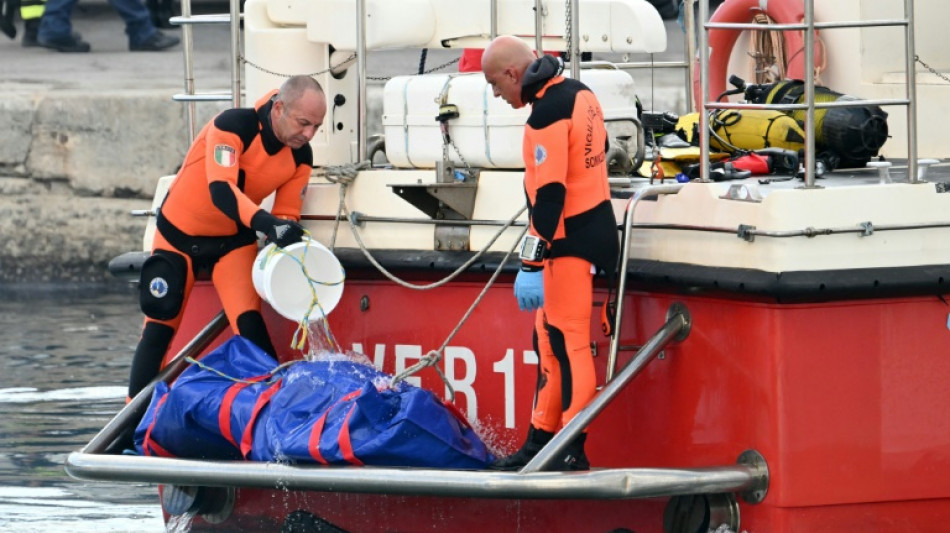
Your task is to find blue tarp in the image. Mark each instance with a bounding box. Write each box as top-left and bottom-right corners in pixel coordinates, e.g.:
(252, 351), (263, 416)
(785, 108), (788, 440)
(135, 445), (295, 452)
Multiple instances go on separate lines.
(134, 336), (494, 469)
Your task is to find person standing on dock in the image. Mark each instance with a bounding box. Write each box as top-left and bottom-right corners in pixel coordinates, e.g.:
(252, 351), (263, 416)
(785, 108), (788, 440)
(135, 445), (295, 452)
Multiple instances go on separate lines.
(35, 0), (179, 52)
(481, 36), (619, 471)
(126, 75), (327, 401)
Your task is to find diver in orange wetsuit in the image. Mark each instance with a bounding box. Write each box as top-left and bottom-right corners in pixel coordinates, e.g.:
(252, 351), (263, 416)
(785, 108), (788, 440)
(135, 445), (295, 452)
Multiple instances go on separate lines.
(482, 36), (619, 471)
(127, 75), (327, 400)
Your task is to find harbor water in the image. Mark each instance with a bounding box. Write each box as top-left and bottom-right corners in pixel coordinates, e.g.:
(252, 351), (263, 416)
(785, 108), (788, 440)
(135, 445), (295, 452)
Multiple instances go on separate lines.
(0, 283), (165, 533)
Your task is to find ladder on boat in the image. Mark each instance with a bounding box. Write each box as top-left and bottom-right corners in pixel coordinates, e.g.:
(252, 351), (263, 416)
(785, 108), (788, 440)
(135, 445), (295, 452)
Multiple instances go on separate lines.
(169, 0), (243, 143)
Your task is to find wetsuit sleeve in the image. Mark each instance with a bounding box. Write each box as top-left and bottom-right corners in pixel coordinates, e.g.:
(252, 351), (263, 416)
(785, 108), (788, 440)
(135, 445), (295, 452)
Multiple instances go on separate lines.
(528, 120), (569, 244)
(204, 121), (265, 228)
(269, 148), (313, 221)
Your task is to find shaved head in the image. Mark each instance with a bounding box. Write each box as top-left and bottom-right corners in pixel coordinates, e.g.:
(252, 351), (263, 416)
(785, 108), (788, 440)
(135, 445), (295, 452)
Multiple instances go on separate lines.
(482, 36), (537, 108)
(482, 35), (535, 75)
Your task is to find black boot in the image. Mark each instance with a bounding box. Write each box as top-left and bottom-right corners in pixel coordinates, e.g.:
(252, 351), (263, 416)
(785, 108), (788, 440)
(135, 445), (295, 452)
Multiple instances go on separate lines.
(490, 425), (554, 471)
(555, 433), (590, 471)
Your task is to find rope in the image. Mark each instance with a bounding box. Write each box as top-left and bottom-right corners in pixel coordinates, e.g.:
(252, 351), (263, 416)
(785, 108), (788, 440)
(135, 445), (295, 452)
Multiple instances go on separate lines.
(319, 157), (528, 291)
(780, 16), (827, 84)
(315, 161), (369, 185)
(256, 233), (346, 354)
(390, 224), (528, 399)
(315, 161), (371, 249)
(746, 13), (826, 87)
(318, 163), (528, 399)
(750, 13), (786, 84)
(343, 201), (526, 290)
(184, 356), (300, 383)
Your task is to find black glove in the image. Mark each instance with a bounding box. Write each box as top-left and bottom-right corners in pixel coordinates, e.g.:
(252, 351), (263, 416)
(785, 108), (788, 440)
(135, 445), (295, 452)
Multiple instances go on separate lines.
(251, 210), (305, 248)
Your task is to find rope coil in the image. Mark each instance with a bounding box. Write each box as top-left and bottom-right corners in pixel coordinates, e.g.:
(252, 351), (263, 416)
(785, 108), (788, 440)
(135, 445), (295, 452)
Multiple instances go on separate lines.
(319, 162), (528, 399)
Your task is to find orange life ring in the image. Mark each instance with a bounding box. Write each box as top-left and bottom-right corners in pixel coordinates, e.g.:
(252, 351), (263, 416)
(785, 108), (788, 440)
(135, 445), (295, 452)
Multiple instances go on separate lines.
(693, 0), (818, 110)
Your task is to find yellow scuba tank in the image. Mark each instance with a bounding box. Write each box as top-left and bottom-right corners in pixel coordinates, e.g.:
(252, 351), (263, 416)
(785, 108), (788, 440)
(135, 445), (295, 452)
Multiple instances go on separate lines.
(675, 110), (806, 153)
(753, 79), (889, 168)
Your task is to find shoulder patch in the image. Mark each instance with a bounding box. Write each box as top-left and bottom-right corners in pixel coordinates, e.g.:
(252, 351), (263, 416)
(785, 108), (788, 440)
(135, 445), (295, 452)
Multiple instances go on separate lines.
(534, 144), (548, 166)
(213, 144), (237, 167)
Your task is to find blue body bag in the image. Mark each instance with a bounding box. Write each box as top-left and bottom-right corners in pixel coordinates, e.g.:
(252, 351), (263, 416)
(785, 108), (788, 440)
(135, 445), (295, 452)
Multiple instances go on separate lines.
(134, 336), (494, 469)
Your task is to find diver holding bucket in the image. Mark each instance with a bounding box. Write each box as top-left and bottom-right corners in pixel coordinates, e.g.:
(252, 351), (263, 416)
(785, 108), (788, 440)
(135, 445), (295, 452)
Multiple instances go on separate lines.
(127, 75), (328, 403)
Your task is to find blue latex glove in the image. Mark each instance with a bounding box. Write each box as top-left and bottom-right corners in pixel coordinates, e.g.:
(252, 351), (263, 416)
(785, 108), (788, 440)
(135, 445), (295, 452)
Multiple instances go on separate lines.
(514, 270), (544, 312)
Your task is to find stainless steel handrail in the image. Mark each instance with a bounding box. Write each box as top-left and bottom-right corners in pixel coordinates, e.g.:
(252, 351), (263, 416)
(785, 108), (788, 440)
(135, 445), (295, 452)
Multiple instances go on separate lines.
(606, 184), (683, 381)
(169, 14), (230, 25)
(705, 99), (912, 110)
(684, 0), (697, 113)
(65, 451), (766, 501)
(904, 0), (919, 182)
(534, 0), (544, 57)
(171, 0), (242, 142)
(80, 312), (229, 455)
(707, 20), (909, 31)
(229, 0), (241, 108)
(172, 93), (234, 103)
(357, 0), (367, 162)
(523, 302), (691, 473)
(570, 0), (580, 80)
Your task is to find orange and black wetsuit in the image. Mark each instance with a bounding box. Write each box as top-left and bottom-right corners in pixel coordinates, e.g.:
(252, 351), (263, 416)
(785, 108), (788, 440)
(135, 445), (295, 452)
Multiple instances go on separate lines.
(128, 91), (312, 398)
(520, 55), (619, 434)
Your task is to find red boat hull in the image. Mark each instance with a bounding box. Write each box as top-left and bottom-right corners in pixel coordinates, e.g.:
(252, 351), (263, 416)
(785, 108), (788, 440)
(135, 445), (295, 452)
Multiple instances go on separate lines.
(163, 278), (950, 532)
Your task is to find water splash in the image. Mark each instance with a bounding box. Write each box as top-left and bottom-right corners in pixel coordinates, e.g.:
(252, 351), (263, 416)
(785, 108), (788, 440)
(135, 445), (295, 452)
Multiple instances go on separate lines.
(710, 525), (748, 533)
(164, 511), (195, 532)
(469, 414), (514, 457)
(303, 321), (372, 367)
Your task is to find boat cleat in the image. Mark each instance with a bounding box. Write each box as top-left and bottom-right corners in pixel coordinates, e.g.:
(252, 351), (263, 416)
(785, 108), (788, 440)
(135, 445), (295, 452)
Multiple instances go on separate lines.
(917, 158), (940, 181)
(866, 160), (893, 184)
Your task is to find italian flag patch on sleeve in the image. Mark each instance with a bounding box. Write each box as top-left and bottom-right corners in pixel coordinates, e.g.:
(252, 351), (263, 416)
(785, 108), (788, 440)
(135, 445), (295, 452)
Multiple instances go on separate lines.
(214, 144), (237, 167)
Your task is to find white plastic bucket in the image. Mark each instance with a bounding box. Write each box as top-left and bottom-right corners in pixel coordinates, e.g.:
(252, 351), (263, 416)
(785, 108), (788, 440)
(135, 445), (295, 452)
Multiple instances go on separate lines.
(252, 238), (345, 321)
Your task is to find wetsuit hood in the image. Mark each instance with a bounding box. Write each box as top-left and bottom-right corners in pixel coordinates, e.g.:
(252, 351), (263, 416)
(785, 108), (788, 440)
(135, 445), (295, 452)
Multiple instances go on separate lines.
(521, 54), (564, 104)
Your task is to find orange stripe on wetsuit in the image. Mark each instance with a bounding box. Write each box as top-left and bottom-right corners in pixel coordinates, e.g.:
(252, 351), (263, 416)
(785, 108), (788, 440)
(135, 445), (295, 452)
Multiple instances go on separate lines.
(149, 90), (312, 345)
(520, 70), (618, 433)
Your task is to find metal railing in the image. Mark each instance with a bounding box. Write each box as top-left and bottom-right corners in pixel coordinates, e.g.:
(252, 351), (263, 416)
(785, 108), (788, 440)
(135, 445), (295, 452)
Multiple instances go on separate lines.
(606, 184), (684, 381)
(695, 0), (919, 186)
(525, 301), (692, 473)
(169, 0), (243, 143)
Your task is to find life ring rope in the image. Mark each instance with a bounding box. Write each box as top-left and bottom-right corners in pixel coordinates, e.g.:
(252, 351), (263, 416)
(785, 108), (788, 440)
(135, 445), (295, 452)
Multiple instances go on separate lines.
(694, 0), (825, 110)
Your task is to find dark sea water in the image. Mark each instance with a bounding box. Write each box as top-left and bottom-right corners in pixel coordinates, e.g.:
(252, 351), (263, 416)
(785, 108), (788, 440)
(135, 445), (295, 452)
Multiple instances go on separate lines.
(0, 283), (165, 532)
